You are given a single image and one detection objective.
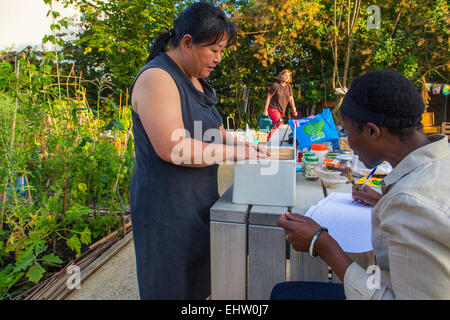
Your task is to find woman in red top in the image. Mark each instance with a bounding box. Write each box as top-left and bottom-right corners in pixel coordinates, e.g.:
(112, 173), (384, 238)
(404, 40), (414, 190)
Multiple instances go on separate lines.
(263, 69), (297, 140)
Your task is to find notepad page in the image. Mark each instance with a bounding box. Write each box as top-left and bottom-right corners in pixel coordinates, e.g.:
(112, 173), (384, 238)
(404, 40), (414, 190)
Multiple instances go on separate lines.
(305, 192), (373, 253)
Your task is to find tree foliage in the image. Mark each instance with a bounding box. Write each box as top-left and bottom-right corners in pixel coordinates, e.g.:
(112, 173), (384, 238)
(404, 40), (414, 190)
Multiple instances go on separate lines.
(47, 0), (449, 127)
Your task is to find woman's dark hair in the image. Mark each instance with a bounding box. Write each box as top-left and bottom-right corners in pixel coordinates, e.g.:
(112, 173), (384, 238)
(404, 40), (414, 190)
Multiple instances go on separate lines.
(146, 2), (237, 63)
(340, 70), (425, 141)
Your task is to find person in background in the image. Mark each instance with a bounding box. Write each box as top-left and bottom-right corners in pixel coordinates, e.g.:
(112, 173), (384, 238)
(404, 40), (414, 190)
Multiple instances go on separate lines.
(129, 2), (268, 300)
(263, 69), (298, 141)
(272, 70), (450, 300)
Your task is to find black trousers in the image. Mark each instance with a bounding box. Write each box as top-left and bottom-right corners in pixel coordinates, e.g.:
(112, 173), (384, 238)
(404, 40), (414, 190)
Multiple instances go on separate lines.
(270, 281), (346, 300)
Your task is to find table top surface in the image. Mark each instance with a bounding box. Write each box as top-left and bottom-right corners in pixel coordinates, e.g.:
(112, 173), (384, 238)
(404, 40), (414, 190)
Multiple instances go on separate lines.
(211, 172), (353, 226)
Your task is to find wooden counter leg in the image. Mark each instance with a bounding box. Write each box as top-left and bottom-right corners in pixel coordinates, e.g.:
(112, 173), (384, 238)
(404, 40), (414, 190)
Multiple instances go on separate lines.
(248, 225), (286, 300)
(290, 249), (329, 282)
(210, 221), (247, 300)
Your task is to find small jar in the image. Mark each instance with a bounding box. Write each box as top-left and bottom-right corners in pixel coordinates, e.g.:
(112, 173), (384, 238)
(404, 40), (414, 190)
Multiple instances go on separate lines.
(336, 154), (353, 170)
(302, 152), (315, 169)
(304, 156), (320, 180)
(323, 157), (340, 169)
(297, 150), (303, 163)
(327, 152), (340, 159)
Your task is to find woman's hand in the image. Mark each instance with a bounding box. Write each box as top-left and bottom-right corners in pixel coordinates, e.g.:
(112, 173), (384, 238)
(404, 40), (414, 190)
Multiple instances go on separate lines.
(277, 212), (321, 252)
(352, 184), (382, 207)
(248, 142), (270, 157)
(235, 142), (270, 160)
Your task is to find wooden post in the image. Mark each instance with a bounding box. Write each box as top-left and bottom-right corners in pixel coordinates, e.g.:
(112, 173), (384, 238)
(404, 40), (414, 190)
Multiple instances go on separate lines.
(210, 186), (249, 300)
(248, 204), (287, 300)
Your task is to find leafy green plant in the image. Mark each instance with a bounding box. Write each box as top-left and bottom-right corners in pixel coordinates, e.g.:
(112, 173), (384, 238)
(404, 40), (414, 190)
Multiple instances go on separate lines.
(0, 51), (133, 299)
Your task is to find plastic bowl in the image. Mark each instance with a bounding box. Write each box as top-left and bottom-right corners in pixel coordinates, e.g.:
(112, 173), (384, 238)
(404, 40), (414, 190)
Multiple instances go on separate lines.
(316, 167), (348, 188)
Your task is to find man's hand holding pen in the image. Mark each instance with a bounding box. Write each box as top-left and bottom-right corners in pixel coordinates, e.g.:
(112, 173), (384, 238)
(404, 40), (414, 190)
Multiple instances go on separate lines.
(351, 184), (382, 207)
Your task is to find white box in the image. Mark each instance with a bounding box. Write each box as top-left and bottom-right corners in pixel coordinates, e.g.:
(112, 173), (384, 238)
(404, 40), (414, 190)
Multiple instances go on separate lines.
(232, 147), (296, 206)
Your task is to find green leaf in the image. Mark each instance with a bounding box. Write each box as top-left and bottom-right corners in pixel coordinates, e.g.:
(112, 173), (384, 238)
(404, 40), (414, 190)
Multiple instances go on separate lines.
(26, 265), (46, 284)
(99, 96), (118, 111)
(13, 248), (34, 272)
(101, 120), (125, 131)
(80, 227), (91, 245)
(67, 235), (81, 256)
(78, 136), (94, 148)
(0, 264), (24, 298)
(41, 64), (52, 74)
(0, 62), (13, 74)
(41, 253), (63, 266)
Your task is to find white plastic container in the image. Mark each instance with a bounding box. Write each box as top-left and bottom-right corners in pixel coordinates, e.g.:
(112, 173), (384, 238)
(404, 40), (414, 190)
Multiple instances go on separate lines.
(316, 167), (348, 188)
(310, 143), (328, 167)
(232, 146), (296, 206)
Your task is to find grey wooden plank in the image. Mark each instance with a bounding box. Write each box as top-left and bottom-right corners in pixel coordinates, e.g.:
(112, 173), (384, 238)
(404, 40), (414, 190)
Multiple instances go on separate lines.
(249, 205), (286, 227)
(290, 174), (333, 283)
(248, 225), (286, 300)
(289, 250), (330, 282)
(210, 186), (249, 223)
(210, 221), (247, 300)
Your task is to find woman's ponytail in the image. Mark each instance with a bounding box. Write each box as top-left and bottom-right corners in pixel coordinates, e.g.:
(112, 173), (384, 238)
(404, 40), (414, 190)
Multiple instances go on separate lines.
(144, 2), (236, 64)
(145, 31), (172, 63)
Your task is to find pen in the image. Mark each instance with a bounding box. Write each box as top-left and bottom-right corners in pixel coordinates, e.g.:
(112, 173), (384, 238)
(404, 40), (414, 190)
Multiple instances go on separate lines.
(359, 166), (377, 192)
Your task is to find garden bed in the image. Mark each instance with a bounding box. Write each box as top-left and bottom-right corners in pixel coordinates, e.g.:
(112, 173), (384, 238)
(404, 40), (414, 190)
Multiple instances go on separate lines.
(0, 56), (134, 300)
(13, 220), (132, 300)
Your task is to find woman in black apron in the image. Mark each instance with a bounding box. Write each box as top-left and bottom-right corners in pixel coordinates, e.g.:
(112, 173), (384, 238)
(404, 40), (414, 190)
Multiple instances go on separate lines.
(129, 2), (268, 299)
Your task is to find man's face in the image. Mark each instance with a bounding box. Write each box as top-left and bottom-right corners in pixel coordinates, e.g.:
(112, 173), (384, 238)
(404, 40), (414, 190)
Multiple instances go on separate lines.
(341, 115), (382, 169)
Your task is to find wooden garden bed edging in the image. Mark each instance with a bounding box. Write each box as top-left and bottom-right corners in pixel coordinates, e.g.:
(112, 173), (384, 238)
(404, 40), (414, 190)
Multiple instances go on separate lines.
(13, 222), (133, 300)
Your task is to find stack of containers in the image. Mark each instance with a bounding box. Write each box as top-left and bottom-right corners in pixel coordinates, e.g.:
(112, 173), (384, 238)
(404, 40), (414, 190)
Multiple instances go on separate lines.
(310, 143), (328, 168)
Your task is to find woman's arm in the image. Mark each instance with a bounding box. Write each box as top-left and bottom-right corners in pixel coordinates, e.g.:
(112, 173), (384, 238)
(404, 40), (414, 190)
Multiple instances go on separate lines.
(132, 68), (268, 167)
(289, 96), (297, 116)
(263, 93), (273, 117)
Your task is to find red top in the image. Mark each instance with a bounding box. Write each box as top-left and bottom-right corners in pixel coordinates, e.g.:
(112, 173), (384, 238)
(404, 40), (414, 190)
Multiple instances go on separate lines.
(311, 143), (327, 151)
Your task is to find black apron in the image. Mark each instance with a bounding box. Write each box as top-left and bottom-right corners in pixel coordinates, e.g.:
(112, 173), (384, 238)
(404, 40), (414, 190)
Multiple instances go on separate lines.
(129, 52), (222, 299)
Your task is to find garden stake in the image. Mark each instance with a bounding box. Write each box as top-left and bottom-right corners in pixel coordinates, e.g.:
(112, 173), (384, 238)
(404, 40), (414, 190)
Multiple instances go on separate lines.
(62, 176), (67, 215)
(24, 173), (32, 206)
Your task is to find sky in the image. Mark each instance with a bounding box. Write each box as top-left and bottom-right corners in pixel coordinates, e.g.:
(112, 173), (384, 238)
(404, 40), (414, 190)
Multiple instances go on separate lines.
(0, 0), (79, 51)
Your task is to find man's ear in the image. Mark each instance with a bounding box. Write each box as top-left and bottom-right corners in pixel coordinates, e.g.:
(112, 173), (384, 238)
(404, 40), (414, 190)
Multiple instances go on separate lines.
(365, 122), (381, 140)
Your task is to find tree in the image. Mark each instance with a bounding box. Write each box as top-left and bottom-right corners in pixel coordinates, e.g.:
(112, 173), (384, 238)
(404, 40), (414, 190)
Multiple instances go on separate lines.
(48, 0), (448, 127)
(58, 0), (181, 93)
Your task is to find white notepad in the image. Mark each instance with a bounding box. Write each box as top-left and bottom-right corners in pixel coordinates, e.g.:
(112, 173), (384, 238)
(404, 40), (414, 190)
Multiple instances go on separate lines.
(305, 192), (373, 253)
